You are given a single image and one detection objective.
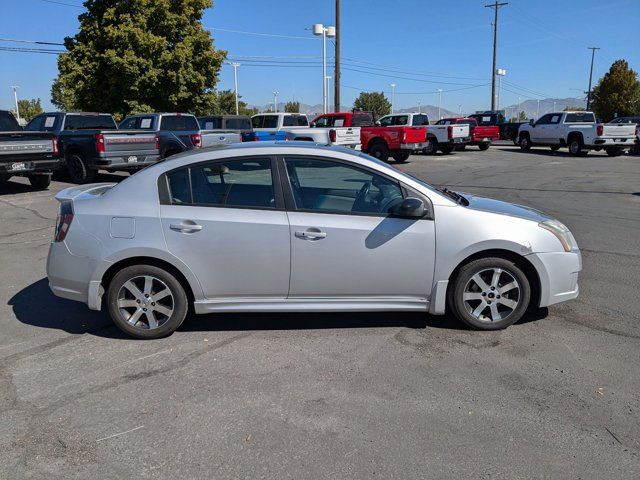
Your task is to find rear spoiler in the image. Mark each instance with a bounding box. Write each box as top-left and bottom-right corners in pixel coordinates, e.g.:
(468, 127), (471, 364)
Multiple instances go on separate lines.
(54, 183), (116, 202)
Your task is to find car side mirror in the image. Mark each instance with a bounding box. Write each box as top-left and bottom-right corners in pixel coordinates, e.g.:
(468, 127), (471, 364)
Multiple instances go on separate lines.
(529, 119), (535, 126)
(309, 122), (316, 128)
(375, 121), (381, 126)
(397, 197), (426, 218)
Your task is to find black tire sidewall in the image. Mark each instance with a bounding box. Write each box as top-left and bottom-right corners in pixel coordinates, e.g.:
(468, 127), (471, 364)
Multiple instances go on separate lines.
(28, 175), (51, 190)
(392, 152), (410, 162)
(67, 154), (96, 184)
(425, 137), (438, 155)
(369, 142), (389, 162)
(107, 265), (188, 339)
(449, 257), (531, 330)
(519, 135), (530, 150)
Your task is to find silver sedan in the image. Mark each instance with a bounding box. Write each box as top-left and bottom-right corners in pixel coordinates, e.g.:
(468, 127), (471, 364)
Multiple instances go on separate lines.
(47, 143), (581, 339)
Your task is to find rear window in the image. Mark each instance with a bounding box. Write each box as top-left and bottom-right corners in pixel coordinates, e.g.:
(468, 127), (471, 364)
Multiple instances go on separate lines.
(64, 114), (116, 130)
(225, 117), (252, 130)
(436, 119), (453, 125)
(198, 117), (222, 130)
(283, 115), (309, 127)
(160, 115), (199, 131)
(351, 112), (374, 127)
(412, 114), (429, 126)
(0, 111), (22, 131)
(457, 119), (476, 126)
(565, 112), (595, 123)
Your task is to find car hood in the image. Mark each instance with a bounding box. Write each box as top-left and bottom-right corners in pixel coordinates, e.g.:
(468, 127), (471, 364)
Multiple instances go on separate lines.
(460, 192), (551, 222)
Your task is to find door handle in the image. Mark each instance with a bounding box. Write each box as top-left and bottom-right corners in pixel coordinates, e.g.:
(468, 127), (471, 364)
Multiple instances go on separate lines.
(295, 229), (327, 240)
(170, 222), (203, 233)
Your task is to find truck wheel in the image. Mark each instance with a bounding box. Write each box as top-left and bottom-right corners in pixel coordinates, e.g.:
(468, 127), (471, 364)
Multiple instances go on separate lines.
(478, 143), (490, 151)
(457, 144), (466, 151)
(440, 144), (454, 155)
(368, 142), (390, 162)
(519, 134), (531, 151)
(550, 145), (560, 151)
(424, 137), (438, 155)
(392, 151), (410, 163)
(605, 147), (622, 157)
(28, 174), (51, 190)
(0, 174), (10, 184)
(67, 154), (96, 184)
(568, 137), (585, 156)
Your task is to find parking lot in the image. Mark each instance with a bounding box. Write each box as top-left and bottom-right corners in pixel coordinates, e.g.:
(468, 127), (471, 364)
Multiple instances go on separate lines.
(1, 143), (639, 478)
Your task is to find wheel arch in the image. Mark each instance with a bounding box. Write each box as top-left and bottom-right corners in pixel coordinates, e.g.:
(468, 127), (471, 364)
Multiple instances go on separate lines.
(567, 131), (584, 143)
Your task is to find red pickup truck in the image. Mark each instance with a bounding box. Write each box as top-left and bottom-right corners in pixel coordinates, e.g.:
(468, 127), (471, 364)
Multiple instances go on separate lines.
(435, 117), (500, 151)
(310, 111), (427, 163)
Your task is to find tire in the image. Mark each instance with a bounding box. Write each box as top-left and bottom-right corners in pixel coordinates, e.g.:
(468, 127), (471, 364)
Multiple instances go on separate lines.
(424, 136), (438, 155)
(448, 257), (531, 330)
(519, 134), (531, 151)
(550, 145), (560, 152)
(605, 147), (622, 157)
(440, 144), (454, 155)
(568, 137), (585, 156)
(107, 264), (189, 339)
(368, 141), (390, 162)
(478, 143), (490, 151)
(391, 151), (410, 163)
(67, 153), (96, 184)
(0, 174), (10, 184)
(457, 144), (467, 151)
(28, 174), (51, 190)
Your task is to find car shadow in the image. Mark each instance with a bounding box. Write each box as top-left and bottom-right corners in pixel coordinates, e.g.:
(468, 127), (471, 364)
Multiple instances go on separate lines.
(10, 278), (549, 338)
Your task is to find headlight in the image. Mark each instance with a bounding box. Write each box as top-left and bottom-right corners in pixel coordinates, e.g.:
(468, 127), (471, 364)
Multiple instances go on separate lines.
(538, 220), (576, 252)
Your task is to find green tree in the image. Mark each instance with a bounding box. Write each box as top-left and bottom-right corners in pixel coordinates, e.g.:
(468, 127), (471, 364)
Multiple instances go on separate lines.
(563, 105), (586, 111)
(509, 111), (527, 122)
(210, 90), (257, 116)
(353, 92), (391, 120)
(591, 60), (640, 121)
(284, 101), (300, 113)
(52, 0), (226, 119)
(12, 98), (43, 121)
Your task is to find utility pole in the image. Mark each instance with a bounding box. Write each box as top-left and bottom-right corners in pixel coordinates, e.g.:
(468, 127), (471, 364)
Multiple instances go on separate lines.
(586, 47), (600, 110)
(273, 91), (279, 113)
(326, 76), (332, 113)
(389, 83), (396, 114)
(334, 0), (341, 112)
(417, 100), (421, 113)
(458, 104), (462, 116)
(229, 62), (241, 115)
(536, 99), (540, 119)
(10, 85), (20, 121)
(437, 89), (443, 119)
(517, 96), (521, 119)
(485, 1), (508, 111)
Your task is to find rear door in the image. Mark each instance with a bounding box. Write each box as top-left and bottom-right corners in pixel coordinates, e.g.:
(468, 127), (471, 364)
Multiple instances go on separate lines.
(160, 156), (290, 300)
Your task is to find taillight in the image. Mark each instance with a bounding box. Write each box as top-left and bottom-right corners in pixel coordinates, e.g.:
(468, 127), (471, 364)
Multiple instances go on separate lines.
(51, 136), (58, 155)
(329, 129), (336, 143)
(401, 130), (406, 143)
(95, 133), (105, 153)
(154, 133), (160, 150)
(54, 202), (74, 242)
(253, 134), (259, 142)
(190, 133), (202, 148)
(448, 125), (454, 139)
(597, 125), (603, 136)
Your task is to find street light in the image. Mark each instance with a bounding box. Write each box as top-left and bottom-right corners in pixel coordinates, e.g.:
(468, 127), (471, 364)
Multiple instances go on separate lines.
(228, 62), (241, 115)
(10, 86), (20, 121)
(325, 76), (332, 113)
(273, 91), (279, 113)
(495, 68), (506, 111)
(417, 100), (421, 114)
(437, 89), (443, 120)
(389, 83), (396, 114)
(312, 23), (336, 114)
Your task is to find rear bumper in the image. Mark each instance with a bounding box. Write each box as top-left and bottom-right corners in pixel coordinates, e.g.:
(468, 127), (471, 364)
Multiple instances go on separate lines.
(1, 158), (62, 174)
(399, 142), (428, 151)
(526, 250), (582, 307)
(96, 152), (161, 169)
(449, 137), (471, 145)
(592, 138), (635, 147)
(470, 137), (499, 144)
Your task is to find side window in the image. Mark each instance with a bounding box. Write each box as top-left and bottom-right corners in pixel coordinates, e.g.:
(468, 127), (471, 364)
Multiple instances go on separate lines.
(412, 115), (429, 126)
(535, 114), (552, 125)
(283, 115), (308, 127)
(25, 115), (44, 131)
(119, 117), (138, 130)
(333, 117), (346, 127)
(378, 116), (394, 127)
(165, 158), (275, 209)
(549, 115), (561, 124)
(251, 116), (263, 128)
(262, 116), (279, 128)
(313, 117), (329, 127)
(284, 157), (404, 216)
(394, 116), (409, 126)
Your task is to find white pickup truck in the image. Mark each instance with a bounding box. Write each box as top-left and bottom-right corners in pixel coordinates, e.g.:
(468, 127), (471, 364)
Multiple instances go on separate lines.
(251, 113), (360, 148)
(517, 111), (637, 156)
(376, 113), (470, 154)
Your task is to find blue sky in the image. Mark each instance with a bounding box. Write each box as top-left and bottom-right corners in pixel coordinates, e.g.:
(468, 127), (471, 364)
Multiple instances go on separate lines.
(1, 0), (639, 113)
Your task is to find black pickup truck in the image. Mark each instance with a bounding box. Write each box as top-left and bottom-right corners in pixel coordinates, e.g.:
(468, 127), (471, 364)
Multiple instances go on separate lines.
(0, 110), (60, 190)
(26, 112), (160, 184)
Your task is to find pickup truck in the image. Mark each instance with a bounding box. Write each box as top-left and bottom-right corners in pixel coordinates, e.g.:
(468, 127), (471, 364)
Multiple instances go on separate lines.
(311, 111), (427, 162)
(26, 112), (159, 184)
(119, 113), (241, 159)
(0, 110), (60, 189)
(609, 116), (640, 155)
(376, 113), (470, 155)
(468, 112), (527, 144)
(435, 117), (499, 150)
(197, 114), (286, 142)
(252, 112), (360, 148)
(517, 111), (637, 156)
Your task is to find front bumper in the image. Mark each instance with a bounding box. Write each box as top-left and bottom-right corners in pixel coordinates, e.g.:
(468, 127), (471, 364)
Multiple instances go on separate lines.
(526, 250), (582, 307)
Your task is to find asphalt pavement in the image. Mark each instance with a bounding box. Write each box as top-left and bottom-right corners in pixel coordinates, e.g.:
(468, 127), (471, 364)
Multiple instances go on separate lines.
(1, 143), (639, 479)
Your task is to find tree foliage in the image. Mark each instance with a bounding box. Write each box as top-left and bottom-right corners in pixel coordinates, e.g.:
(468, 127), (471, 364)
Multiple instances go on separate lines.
(284, 101), (300, 113)
(12, 98), (43, 121)
(353, 92), (391, 120)
(563, 105), (586, 111)
(591, 60), (640, 121)
(52, 0), (226, 119)
(212, 90), (257, 116)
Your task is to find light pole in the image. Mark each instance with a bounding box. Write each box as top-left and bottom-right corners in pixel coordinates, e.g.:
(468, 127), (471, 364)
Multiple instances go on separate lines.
(325, 76), (332, 113)
(517, 96), (521, 119)
(553, 101), (556, 112)
(10, 86), (20, 121)
(495, 68), (506, 110)
(389, 83), (396, 114)
(586, 47), (600, 110)
(536, 99), (540, 119)
(417, 100), (421, 114)
(273, 91), (279, 113)
(313, 24), (336, 114)
(458, 104), (463, 116)
(437, 89), (443, 120)
(229, 62), (241, 115)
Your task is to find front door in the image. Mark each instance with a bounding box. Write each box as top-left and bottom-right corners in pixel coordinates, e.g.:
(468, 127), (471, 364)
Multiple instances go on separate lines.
(282, 156), (435, 300)
(160, 156), (290, 300)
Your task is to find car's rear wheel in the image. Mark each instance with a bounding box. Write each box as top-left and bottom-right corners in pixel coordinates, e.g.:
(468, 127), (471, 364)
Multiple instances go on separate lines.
(550, 145), (560, 151)
(519, 134), (531, 151)
(568, 137), (586, 156)
(392, 151), (410, 163)
(368, 142), (390, 162)
(67, 153), (96, 184)
(448, 257), (531, 330)
(440, 144), (454, 155)
(28, 174), (51, 190)
(424, 137), (438, 155)
(0, 174), (10, 184)
(605, 147), (622, 157)
(478, 143), (490, 151)
(107, 265), (188, 339)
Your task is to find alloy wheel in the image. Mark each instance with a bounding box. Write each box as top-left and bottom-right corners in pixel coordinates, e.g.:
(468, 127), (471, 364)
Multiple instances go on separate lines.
(116, 275), (174, 330)
(462, 268), (521, 323)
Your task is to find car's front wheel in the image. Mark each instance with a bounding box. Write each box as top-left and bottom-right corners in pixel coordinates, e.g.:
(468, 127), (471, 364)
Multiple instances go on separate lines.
(107, 265), (188, 339)
(448, 257), (531, 330)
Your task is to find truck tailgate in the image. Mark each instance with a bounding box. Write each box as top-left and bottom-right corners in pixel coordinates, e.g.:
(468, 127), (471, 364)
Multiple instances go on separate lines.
(601, 124), (636, 138)
(201, 131), (242, 147)
(102, 131), (157, 153)
(0, 132), (55, 158)
(450, 124), (470, 138)
(403, 127), (427, 143)
(472, 125), (500, 141)
(331, 127), (360, 146)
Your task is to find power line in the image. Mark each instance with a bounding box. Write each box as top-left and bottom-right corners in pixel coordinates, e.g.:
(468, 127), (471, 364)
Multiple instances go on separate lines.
(0, 46), (65, 54)
(210, 27), (316, 41)
(37, 0), (84, 8)
(0, 37), (65, 46)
